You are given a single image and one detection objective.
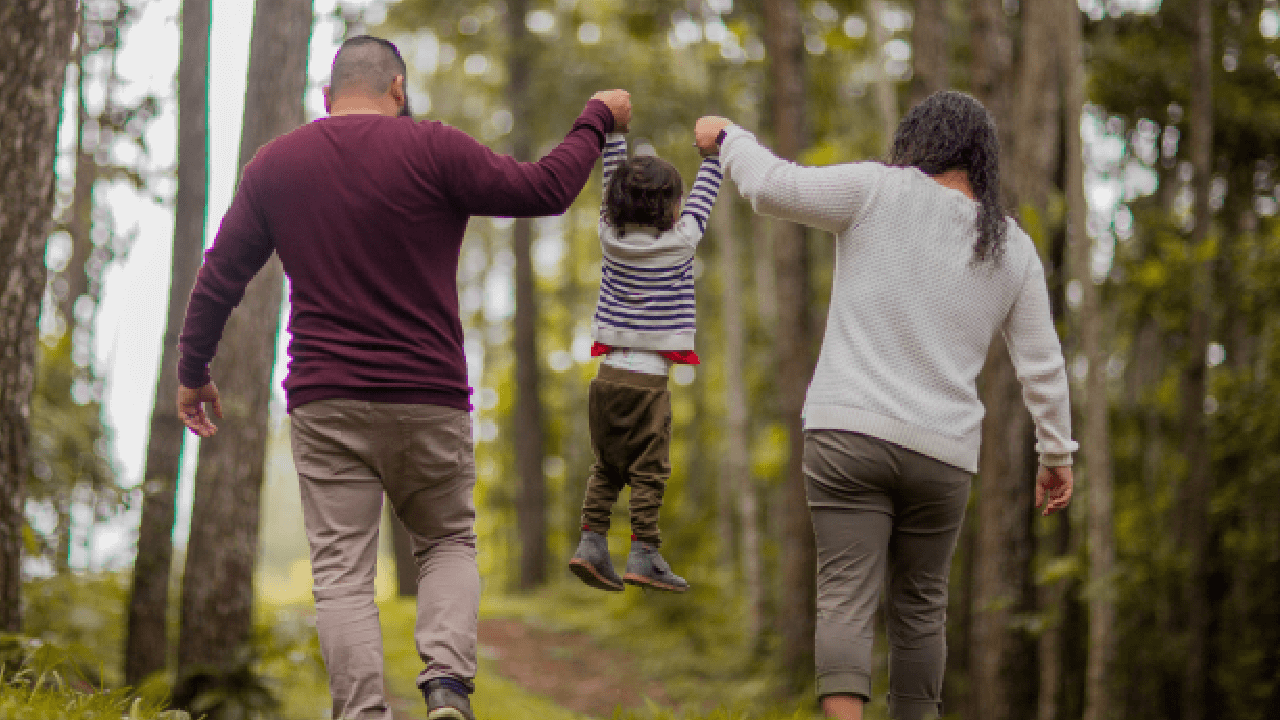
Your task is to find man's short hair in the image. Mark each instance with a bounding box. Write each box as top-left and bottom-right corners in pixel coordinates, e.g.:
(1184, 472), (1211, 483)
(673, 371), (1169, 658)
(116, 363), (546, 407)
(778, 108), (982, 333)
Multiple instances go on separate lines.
(329, 35), (408, 98)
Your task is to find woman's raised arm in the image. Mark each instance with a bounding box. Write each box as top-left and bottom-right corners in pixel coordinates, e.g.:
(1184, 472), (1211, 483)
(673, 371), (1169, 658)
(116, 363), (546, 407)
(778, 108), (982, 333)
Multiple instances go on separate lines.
(695, 116), (881, 235)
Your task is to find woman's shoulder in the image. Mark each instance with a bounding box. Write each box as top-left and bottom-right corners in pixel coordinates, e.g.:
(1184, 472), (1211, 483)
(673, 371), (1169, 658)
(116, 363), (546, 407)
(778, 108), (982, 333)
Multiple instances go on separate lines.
(999, 218), (1044, 275)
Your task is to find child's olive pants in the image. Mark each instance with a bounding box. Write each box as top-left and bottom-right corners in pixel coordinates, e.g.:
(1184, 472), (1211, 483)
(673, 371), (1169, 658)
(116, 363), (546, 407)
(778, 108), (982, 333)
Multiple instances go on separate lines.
(580, 364), (673, 546)
(806, 429), (972, 720)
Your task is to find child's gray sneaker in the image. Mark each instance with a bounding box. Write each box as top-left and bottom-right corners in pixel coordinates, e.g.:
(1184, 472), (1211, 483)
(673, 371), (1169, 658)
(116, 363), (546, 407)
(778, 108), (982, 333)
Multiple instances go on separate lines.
(569, 530), (625, 592)
(422, 678), (475, 720)
(623, 539), (689, 592)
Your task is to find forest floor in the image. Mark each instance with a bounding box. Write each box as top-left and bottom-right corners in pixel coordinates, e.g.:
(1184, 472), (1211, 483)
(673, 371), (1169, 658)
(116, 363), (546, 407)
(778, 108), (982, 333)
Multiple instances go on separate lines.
(385, 615), (675, 719)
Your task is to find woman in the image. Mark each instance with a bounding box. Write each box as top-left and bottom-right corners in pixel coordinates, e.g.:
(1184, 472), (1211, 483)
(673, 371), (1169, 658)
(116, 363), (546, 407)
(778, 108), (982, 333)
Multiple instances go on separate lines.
(694, 91), (1077, 720)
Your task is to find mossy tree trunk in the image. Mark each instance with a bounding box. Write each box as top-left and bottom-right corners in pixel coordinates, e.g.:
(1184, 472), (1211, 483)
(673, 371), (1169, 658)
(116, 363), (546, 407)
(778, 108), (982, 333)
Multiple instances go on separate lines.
(177, 0), (312, 671)
(0, 0), (78, 634)
(125, 0), (212, 684)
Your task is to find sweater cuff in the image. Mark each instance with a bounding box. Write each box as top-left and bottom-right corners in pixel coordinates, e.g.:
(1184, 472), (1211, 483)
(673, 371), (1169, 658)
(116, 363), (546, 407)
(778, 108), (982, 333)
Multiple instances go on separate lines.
(574, 99), (615, 149)
(178, 354), (212, 389)
(1039, 452), (1074, 467)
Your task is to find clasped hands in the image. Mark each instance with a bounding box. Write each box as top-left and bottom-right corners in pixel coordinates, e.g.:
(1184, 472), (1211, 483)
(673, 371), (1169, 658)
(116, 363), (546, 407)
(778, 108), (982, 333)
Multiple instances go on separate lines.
(591, 90), (732, 158)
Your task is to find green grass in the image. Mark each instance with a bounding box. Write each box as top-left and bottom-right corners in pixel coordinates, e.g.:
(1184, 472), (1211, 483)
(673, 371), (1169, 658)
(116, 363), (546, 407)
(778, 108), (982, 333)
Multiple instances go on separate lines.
(16, 572), (883, 720)
(0, 640), (186, 720)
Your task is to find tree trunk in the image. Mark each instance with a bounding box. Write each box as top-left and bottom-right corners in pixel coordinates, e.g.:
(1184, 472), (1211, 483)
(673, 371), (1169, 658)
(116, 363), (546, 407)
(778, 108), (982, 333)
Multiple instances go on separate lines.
(0, 0), (78, 634)
(61, 52), (96, 329)
(1060, 1), (1117, 717)
(909, 0), (950, 108)
(968, 1), (1042, 717)
(1010, 0), (1061, 214)
(177, 0), (312, 671)
(869, 0), (899, 149)
(970, 348), (1038, 720)
(506, 0), (547, 591)
(716, 200), (762, 641)
(1181, 1), (1214, 718)
(124, 0), (211, 684)
(763, 0), (815, 695)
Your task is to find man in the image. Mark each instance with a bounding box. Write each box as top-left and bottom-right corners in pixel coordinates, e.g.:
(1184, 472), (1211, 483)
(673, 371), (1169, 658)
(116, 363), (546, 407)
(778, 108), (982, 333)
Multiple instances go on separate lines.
(176, 35), (630, 720)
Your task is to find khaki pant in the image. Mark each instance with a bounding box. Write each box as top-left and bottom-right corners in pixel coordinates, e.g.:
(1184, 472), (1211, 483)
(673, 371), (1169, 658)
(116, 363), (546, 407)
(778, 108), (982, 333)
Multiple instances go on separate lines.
(579, 364), (672, 546)
(805, 430), (971, 720)
(290, 399), (479, 720)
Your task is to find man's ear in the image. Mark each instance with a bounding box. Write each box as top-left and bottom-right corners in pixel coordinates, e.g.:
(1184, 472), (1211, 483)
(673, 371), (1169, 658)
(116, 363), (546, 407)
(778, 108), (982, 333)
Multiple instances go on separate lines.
(322, 85), (332, 114)
(390, 75), (407, 110)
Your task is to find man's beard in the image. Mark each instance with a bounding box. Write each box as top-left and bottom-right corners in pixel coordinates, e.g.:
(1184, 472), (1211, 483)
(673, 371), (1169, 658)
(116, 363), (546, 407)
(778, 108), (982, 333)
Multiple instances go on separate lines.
(399, 95), (413, 117)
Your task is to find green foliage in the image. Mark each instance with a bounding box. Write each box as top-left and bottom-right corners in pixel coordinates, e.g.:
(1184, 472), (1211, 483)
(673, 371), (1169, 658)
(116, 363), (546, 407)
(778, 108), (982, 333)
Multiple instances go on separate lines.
(20, 574), (129, 687)
(0, 635), (184, 720)
(26, 332), (121, 571)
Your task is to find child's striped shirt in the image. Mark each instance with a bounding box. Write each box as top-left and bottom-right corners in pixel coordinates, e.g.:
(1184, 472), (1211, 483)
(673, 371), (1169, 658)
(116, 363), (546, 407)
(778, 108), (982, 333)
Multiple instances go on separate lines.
(591, 134), (722, 353)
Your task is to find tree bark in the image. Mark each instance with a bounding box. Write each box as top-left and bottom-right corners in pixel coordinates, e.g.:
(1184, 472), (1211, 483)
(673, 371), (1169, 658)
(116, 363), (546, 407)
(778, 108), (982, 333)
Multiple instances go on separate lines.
(1180, 1), (1214, 718)
(1010, 0), (1061, 214)
(716, 200), (763, 642)
(967, 1), (1041, 717)
(909, 0), (950, 108)
(506, 0), (547, 590)
(124, 0), (211, 684)
(177, 0), (312, 671)
(0, 0), (78, 633)
(870, 0), (900, 148)
(763, 0), (816, 694)
(61, 52), (97, 329)
(1060, 1), (1117, 717)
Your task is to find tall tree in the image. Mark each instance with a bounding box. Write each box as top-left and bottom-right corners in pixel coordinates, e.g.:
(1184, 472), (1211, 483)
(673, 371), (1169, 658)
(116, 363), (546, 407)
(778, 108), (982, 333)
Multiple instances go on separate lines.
(967, 0), (1045, 717)
(869, 0), (900, 145)
(125, 0), (212, 684)
(1180, 0), (1214, 718)
(508, 0), (548, 590)
(763, 0), (816, 694)
(910, 0), (950, 107)
(0, 0), (78, 633)
(177, 0), (312, 670)
(715, 199), (763, 642)
(1062, 0), (1117, 716)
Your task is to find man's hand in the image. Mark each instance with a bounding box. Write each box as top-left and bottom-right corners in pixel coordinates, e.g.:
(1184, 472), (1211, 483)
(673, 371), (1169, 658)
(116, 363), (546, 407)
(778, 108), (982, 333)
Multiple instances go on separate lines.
(1034, 464), (1074, 516)
(178, 382), (223, 438)
(592, 89), (631, 133)
(695, 116), (732, 157)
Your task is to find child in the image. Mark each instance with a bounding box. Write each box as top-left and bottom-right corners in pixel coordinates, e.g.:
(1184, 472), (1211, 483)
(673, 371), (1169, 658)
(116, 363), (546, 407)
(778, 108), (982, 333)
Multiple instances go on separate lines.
(568, 130), (723, 593)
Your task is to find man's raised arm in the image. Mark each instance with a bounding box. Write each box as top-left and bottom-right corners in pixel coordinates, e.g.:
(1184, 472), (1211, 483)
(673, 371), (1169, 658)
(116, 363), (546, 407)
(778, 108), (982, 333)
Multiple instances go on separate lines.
(441, 90), (631, 218)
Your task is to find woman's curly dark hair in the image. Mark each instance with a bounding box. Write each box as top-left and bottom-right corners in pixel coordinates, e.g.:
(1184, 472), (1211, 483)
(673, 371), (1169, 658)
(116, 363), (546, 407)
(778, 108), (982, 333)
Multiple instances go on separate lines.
(604, 155), (684, 232)
(888, 90), (1008, 265)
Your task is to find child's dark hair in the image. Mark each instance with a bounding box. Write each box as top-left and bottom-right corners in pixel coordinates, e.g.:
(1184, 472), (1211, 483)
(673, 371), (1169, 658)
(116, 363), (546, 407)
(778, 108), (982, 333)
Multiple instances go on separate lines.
(604, 156), (684, 232)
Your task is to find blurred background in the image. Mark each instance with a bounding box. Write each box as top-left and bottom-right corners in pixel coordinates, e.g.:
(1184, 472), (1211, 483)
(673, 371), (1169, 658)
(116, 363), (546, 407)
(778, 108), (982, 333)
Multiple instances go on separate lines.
(2, 0), (1279, 718)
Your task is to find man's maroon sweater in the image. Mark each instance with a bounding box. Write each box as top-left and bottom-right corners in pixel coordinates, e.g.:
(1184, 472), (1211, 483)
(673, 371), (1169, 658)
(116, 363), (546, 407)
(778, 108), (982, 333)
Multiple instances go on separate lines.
(178, 100), (614, 412)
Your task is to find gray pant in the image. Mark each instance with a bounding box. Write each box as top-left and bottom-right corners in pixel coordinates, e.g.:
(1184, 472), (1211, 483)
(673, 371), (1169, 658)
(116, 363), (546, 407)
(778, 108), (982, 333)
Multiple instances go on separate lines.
(806, 430), (971, 720)
(290, 399), (479, 720)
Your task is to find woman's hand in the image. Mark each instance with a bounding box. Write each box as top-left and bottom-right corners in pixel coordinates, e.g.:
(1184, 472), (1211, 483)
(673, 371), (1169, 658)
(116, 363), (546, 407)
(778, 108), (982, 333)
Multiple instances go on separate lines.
(1034, 464), (1074, 516)
(695, 116), (732, 156)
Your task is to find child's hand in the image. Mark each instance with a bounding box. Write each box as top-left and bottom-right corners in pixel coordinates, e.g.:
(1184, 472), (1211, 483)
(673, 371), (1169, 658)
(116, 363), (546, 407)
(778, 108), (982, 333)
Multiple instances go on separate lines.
(695, 116), (732, 156)
(592, 89), (631, 133)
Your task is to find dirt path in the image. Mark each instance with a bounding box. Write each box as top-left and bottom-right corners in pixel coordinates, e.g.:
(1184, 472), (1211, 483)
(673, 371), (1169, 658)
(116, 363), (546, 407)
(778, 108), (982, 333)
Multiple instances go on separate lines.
(477, 618), (673, 718)
(389, 617), (673, 720)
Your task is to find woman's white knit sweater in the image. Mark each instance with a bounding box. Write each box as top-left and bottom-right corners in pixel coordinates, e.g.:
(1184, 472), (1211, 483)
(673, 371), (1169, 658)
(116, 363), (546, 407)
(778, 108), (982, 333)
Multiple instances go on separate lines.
(720, 126), (1077, 472)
